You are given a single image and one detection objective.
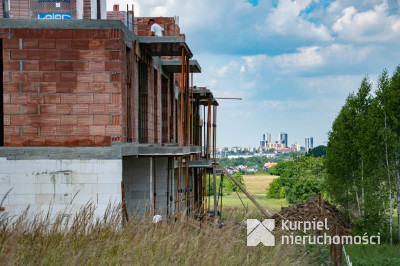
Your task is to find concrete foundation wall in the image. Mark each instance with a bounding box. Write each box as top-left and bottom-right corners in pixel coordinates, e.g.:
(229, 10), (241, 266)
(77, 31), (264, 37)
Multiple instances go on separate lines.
(0, 157), (122, 218)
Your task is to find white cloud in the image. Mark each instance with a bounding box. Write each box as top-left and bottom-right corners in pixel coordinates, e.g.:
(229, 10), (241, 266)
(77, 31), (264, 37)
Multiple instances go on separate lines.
(262, 0), (332, 41)
(332, 2), (400, 42)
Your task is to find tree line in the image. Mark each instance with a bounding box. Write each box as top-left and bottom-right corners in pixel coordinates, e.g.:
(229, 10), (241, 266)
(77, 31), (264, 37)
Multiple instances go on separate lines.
(325, 66), (400, 245)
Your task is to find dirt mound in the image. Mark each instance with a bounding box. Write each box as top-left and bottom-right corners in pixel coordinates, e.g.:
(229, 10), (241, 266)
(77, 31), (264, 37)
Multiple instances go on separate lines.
(272, 196), (352, 234)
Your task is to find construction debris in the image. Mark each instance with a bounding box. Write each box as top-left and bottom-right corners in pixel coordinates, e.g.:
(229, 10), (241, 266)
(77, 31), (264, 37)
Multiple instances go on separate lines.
(272, 197), (352, 234)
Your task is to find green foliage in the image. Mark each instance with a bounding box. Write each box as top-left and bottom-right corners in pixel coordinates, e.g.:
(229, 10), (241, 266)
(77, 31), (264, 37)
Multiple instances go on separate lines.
(305, 145), (326, 157)
(325, 66), (400, 244)
(206, 172), (246, 196)
(266, 157), (325, 203)
(268, 161), (293, 176)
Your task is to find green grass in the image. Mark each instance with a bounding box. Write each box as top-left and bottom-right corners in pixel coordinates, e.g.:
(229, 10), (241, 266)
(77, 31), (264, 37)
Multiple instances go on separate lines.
(345, 244), (400, 266)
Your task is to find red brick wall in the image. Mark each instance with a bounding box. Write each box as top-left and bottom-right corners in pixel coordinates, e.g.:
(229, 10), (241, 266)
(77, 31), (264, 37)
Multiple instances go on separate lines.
(2, 28), (126, 146)
(9, 0), (29, 19)
(136, 17), (180, 37)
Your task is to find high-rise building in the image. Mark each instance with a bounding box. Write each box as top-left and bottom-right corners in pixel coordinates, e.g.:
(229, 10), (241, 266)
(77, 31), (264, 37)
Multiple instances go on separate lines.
(263, 133), (271, 143)
(279, 133), (288, 148)
(305, 137), (314, 152)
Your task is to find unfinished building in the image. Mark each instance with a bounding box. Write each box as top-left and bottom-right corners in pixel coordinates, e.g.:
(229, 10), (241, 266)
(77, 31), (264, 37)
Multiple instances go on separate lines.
(0, 2), (220, 219)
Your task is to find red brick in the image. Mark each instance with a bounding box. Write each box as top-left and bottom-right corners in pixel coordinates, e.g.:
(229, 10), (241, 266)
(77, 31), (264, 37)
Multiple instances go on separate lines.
(72, 104), (89, 114)
(111, 93), (121, 104)
(44, 50), (61, 60)
(22, 82), (37, 92)
(89, 125), (105, 135)
(11, 115), (60, 125)
(4, 104), (20, 114)
(39, 39), (56, 49)
(75, 29), (93, 39)
(43, 72), (60, 82)
(11, 29), (28, 38)
(4, 115), (10, 126)
(71, 61), (88, 71)
(3, 39), (19, 49)
(56, 104), (73, 114)
(60, 72), (77, 82)
(61, 94), (77, 104)
(110, 73), (121, 82)
(88, 83), (105, 92)
(55, 61), (73, 71)
(11, 72), (27, 83)
(57, 29), (74, 39)
(22, 126), (38, 136)
(94, 136), (112, 146)
(61, 115), (78, 125)
(41, 82), (57, 93)
(88, 104), (106, 114)
(4, 61), (20, 71)
(88, 61), (105, 71)
(93, 30), (111, 39)
(23, 39), (39, 49)
(3, 71), (10, 82)
(0, 30), (10, 39)
(56, 126), (73, 135)
(104, 83), (121, 92)
(88, 40), (104, 50)
(105, 62), (121, 71)
(78, 50), (93, 60)
(76, 93), (93, 103)
(28, 50), (45, 60)
(27, 94), (45, 104)
(29, 29), (45, 38)
(4, 83), (19, 92)
(44, 94), (60, 104)
(77, 73), (93, 83)
(72, 126), (89, 135)
(77, 115), (94, 125)
(78, 137), (96, 146)
(93, 72), (109, 83)
(27, 72), (43, 82)
(22, 137), (46, 147)
(44, 29), (62, 39)
(93, 50), (112, 60)
(106, 104), (122, 114)
(23, 61), (39, 71)
(4, 126), (20, 136)
(39, 61), (56, 71)
(21, 104), (38, 114)
(56, 82), (75, 93)
(40, 104), (56, 114)
(94, 115), (110, 125)
(60, 50), (79, 60)
(41, 126), (57, 135)
(105, 125), (122, 136)
(3, 93), (10, 103)
(104, 40), (121, 50)
(93, 94), (110, 103)
(10, 50), (27, 60)
(56, 39), (72, 49)
(75, 82), (89, 92)
(10, 94), (28, 104)
(71, 40), (89, 50)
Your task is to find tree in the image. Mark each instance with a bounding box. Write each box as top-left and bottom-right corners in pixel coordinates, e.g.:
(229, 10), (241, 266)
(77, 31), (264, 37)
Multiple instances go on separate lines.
(306, 145), (327, 157)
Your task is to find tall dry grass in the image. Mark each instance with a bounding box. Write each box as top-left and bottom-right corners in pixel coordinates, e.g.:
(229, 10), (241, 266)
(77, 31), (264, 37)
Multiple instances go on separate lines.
(0, 204), (313, 265)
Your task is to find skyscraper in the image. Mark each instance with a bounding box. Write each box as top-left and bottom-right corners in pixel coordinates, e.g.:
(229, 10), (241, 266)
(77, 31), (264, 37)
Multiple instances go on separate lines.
(305, 137), (314, 152)
(279, 133), (288, 148)
(263, 133), (271, 143)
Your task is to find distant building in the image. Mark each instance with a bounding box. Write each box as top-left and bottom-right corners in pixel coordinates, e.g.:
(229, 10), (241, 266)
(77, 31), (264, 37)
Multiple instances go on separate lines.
(305, 137), (314, 152)
(264, 162), (277, 171)
(263, 133), (272, 143)
(279, 133), (288, 148)
(291, 142), (301, 152)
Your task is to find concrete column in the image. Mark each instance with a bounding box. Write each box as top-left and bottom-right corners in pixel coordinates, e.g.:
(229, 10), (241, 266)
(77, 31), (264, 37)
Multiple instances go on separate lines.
(149, 157), (153, 212)
(76, 0), (83, 19)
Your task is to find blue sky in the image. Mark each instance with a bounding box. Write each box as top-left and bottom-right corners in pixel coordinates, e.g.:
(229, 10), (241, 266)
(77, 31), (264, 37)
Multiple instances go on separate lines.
(109, 0), (400, 147)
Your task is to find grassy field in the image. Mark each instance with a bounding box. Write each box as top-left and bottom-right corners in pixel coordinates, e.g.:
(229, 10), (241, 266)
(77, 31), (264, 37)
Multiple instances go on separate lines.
(0, 205), (315, 265)
(208, 173), (289, 221)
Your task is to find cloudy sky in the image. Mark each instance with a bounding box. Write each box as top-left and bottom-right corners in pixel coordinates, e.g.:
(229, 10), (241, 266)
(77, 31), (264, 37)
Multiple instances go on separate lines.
(109, 0), (400, 147)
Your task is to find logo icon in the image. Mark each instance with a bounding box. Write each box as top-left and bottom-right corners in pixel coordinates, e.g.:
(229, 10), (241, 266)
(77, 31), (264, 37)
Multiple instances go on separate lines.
(247, 219), (275, 246)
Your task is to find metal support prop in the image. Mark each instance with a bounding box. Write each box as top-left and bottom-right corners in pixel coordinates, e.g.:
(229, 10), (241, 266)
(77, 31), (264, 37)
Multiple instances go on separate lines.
(167, 157), (170, 218)
(185, 155), (189, 213)
(153, 157), (156, 215)
(213, 166), (217, 215)
(178, 157), (181, 213)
